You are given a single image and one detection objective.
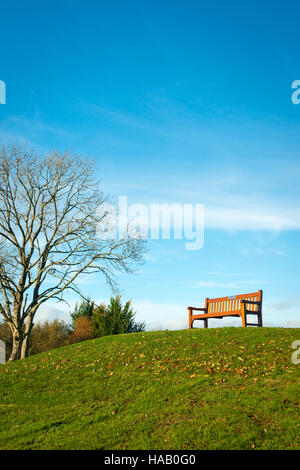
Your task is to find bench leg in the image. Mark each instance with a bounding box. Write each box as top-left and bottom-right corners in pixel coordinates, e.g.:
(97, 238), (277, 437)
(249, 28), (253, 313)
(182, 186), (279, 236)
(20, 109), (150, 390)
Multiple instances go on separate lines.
(241, 303), (246, 327)
(188, 308), (193, 329)
(203, 318), (208, 328)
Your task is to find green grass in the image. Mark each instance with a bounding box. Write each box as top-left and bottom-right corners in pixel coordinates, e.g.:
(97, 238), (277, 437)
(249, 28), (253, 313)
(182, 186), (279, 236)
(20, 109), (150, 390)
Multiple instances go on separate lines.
(0, 327), (299, 450)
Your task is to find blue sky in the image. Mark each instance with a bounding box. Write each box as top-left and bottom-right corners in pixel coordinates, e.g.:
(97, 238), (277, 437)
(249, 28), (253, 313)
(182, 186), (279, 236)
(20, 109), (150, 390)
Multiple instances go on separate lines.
(1, 0), (300, 328)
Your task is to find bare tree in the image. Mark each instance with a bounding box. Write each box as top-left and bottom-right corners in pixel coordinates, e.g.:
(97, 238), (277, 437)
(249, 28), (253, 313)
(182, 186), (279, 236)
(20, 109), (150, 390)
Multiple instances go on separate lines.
(0, 146), (145, 361)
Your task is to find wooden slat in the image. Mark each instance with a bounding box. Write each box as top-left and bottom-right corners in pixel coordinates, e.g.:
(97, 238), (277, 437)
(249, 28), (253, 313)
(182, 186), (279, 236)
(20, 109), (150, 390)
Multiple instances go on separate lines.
(206, 291), (260, 303)
(192, 311), (241, 320)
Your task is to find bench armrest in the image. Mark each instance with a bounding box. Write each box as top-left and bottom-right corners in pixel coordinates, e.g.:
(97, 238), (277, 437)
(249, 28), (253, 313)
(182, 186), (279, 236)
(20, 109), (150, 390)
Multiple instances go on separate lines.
(187, 306), (207, 312)
(241, 299), (261, 305)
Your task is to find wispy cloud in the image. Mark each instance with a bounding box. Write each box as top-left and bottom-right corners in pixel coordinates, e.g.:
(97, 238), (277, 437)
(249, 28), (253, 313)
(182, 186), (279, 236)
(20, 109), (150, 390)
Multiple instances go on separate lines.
(240, 246), (286, 257)
(204, 271), (254, 276)
(205, 205), (300, 231)
(99, 166), (300, 232)
(0, 114), (79, 150)
(187, 280), (267, 289)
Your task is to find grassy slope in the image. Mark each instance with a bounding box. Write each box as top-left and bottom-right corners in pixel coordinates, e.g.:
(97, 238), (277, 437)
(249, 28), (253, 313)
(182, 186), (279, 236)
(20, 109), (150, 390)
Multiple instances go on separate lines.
(0, 327), (299, 450)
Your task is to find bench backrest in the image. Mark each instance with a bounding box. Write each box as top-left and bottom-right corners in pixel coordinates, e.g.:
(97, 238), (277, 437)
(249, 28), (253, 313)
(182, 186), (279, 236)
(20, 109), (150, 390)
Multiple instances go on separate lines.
(206, 290), (262, 314)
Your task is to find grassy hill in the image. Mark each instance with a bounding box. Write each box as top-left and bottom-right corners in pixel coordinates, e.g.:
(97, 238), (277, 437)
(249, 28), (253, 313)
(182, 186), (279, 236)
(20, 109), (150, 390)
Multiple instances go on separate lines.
(0, 327), (299, 450)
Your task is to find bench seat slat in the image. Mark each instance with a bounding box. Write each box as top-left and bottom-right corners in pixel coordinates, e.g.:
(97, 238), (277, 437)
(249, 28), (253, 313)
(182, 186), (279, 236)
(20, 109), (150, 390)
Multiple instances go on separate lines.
(192, 310), (244, 319)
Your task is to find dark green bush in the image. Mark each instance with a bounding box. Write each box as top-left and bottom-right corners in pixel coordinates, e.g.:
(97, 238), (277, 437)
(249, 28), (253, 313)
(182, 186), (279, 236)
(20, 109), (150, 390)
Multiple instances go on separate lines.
(92, 296), (145, 337)
(70, 298), (94, 327)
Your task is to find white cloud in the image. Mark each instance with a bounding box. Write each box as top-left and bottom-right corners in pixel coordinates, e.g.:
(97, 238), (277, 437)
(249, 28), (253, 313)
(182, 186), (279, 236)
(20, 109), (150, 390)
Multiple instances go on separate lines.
(147, 318), (187, 331)
(205, 205), (300, 231)
(35, 303), (71, 324)
(187, 280), (266, 289)
(204, 272), (253, 276)
(132, 300), (186, 328)
(282, 320), (300, 328)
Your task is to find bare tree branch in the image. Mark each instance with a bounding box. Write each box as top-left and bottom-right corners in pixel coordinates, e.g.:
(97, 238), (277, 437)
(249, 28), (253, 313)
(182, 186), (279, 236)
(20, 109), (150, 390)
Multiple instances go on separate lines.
(0, 145), (146, 360)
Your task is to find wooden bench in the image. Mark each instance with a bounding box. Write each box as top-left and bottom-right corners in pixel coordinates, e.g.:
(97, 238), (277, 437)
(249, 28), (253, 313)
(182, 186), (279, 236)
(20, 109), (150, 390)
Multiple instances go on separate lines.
(188, 290), (263, 328)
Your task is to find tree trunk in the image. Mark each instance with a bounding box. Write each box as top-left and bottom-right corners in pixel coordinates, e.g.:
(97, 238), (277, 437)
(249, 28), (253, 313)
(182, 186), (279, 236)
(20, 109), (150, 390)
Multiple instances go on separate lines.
(20, 336), (29, 359)
(20, 330), (31, 359)
(20, 314), (34, 359)
(9, 329), (23, 361)
(7, 311), (35, 361)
